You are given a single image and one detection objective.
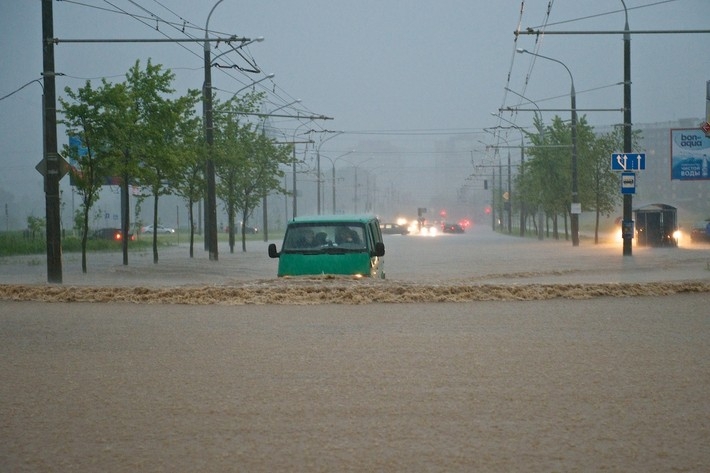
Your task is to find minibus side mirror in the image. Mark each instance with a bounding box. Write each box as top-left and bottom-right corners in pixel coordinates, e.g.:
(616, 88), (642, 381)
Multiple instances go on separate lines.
(268, 243), (280, 258)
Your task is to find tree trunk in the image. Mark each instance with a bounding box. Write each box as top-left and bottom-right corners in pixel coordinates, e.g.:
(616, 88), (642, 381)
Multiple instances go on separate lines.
(152, 194), (159, 264)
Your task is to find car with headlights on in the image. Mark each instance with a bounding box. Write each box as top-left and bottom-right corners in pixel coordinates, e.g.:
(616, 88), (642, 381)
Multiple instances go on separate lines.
(91, 228), (135, 241)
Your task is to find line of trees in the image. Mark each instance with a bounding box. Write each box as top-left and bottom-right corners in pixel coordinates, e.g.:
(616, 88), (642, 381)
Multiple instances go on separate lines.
(60, 60), (293, 273)
(501, 114), (641, 243)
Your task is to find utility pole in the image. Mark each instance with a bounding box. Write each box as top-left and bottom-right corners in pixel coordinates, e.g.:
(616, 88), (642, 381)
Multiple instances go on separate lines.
(621, 1), (633, 256)
(42, 0), (62, 283)
(202, 0), (222, 261)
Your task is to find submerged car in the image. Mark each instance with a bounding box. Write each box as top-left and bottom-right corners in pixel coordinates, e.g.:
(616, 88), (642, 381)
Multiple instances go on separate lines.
(268, 214), (385, 278)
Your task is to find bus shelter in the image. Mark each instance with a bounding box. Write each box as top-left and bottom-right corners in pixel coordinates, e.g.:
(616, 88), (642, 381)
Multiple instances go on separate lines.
(634, 203), (678, 247)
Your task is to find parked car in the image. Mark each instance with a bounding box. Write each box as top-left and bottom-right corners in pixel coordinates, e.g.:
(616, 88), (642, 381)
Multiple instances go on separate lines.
(442, 222), (465, 234)
(269, 214), (386, 278)
(380, 222), (409, 235)
(225, 224), (259, 234)
(141, 224), (175, 234)
(91, 228), (135, 241)
(690, 219), (710, 242)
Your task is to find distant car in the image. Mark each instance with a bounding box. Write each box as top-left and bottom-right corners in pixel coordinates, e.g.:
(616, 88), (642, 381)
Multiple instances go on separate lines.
(91, 228), (135, 241)
(419, 224), (439, 236)
(141, 224), (175, 234)
(225, 224), (259, 234)
(442, 222), (465, 234)
(380, 223), (409, 235)
(690, 219), (710, 242)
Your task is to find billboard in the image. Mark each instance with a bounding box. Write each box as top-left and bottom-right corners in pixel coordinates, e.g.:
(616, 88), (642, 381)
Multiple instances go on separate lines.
(670, 128), (710, 180)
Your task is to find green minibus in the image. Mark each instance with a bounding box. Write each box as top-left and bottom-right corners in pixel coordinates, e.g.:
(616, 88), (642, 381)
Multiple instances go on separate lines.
(268, 214), (386, 278)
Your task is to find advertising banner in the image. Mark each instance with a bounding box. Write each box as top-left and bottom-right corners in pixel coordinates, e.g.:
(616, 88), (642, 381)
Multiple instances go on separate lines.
(670, 128), (710, 180)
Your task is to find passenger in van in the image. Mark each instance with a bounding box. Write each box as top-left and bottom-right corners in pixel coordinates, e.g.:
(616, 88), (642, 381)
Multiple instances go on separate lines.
(314, 232), (328, 246)
(294, 229), (316, 248)
(335, 226), (361, 246)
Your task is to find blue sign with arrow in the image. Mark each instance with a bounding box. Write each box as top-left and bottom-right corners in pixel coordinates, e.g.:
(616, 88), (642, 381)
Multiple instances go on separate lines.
(611, 153), (645, 171)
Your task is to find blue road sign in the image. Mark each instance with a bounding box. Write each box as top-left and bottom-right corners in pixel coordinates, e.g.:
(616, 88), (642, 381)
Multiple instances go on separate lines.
(621, 172), (636, 194)
(611, 153), (646, 171)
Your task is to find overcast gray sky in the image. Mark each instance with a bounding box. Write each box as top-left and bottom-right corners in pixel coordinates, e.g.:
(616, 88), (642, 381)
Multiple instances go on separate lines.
(1, 1), (708, 226)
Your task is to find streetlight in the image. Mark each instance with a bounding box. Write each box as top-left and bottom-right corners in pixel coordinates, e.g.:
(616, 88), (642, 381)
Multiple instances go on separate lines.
(488, 133), (510, 233)
(268, 99), (301, 115)
(203, 1), (257, 258)
(256, 98), (300, 241)
(516, 48), (579, 247)
(492, 114), (524, 235)
(231, 72), (274, 97)
(203, 0), (224, 260)
(341, 157), (373, 213)
(504, 87), (544, 137)
(620, 0), (633, 256)
(502, 88), (547, 239)
(291, 122), (313, 219)
(478, 139), (500, 231)
(316, 131), (344, 214)
(320, 150), (354, 214)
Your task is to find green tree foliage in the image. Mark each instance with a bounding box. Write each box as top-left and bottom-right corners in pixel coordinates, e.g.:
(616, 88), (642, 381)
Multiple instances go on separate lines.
(169, 102), (204, 259)
(518, 114), (641, 242)
(61, 60), (295, 266)
(26, 216), (46, 240)
(214, 92), (292, 253)
(124, 60), (200, 263)
(60, 79), (130, 272)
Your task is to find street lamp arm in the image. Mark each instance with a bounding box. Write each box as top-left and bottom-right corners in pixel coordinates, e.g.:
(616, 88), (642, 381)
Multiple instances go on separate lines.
(516, 48), (574, 93)
(231, 73), (275, 97)
(515, 47), (580, 246)
(204, 0), (225, 50)
(211, 37), (264, 63)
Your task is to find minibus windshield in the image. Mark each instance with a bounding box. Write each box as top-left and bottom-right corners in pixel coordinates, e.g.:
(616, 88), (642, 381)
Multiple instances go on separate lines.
(282, 223), (367, 252)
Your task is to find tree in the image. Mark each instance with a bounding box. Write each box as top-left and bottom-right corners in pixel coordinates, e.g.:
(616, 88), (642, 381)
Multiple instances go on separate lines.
(235, 130), (292, 251)
(60, 79), (129, 272)
(124, 60), (200, 263)
(170, 110), (204, 258)
(214, 92), (292, 253)
(519, 114), (641, 242)
(523, 116), (571, 239)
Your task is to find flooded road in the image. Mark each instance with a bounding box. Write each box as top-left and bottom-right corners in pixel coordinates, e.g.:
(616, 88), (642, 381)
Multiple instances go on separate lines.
(1, 226), (709, 303)
(2, 295), (709, 472)
(2, 227), (709, 471)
